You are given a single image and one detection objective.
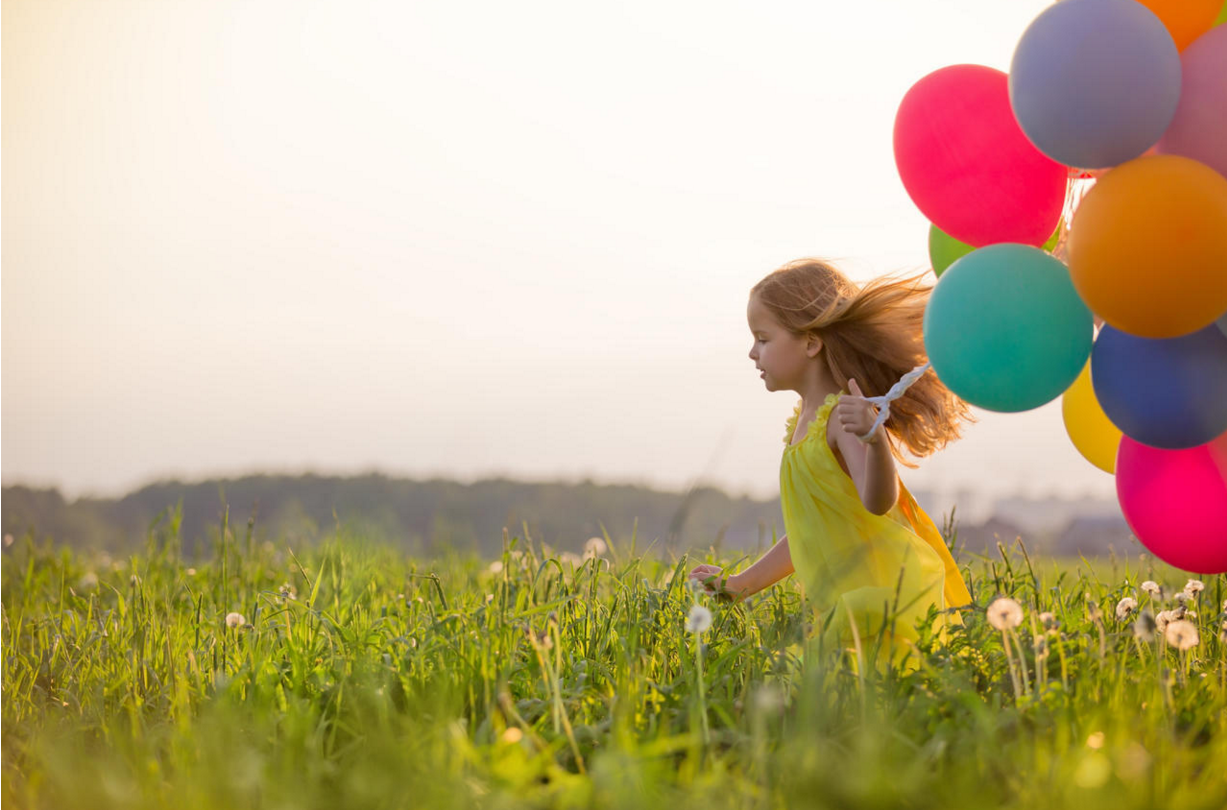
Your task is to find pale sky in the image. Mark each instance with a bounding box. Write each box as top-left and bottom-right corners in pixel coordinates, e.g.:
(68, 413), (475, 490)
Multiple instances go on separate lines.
(2, 0), (1121, 513)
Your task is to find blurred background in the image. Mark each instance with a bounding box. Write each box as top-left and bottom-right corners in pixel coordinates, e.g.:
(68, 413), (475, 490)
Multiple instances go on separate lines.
(2, 0), (1128, 554)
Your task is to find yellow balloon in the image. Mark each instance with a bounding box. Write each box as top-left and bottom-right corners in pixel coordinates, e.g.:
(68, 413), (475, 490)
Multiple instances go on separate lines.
(1061, 358), (1122, 474)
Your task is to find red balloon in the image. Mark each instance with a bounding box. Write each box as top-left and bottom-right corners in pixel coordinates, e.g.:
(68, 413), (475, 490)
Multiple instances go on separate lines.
(1116, 431), (1227, 574)
(894, 64), (1068, 247)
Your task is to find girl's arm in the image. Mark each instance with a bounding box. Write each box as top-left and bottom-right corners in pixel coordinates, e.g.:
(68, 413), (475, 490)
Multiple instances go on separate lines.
(725, 535), (793, 601)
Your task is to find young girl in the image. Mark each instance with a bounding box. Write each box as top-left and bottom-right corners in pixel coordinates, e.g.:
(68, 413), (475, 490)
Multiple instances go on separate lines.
(689, 258), (976, 676)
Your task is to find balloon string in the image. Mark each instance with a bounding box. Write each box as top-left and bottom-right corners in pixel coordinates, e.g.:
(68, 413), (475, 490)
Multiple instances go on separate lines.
(856, 361), (932, 442)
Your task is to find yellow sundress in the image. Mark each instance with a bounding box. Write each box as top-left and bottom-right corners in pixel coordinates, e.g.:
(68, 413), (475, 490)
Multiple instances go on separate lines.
(782, 392), (973, 676)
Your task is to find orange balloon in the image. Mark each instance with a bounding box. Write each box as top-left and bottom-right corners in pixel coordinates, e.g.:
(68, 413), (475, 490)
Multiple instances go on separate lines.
(1067, 155), (1227, 338)
(1136, 0), (1221, 50)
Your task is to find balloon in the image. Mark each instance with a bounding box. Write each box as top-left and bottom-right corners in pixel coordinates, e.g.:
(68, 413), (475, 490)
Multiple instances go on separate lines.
(929, 222), (1061, 277)
(1067, 155), (1227, 338)
(1155, 24), (1227, 179)
(1091, 324), (1227, 449)
(1217, 0), (1227, 27)
(1135, 0), (1221, 50)
(1010, 0), (1182, 169)
(1116, 430), (1227, 574)
(894, 65), (1067, 247)
(1061, 358), (1122, 474)
(923, 244), (1093, 412)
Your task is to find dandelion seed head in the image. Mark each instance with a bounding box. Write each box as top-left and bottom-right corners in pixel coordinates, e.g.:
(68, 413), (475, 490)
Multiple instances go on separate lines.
(77, 572), (99, 590)
(686, 604), (713, 635)
(1164, 619), (1199, 651)
(1141, 581), (1161, 596)
(1183, 579), (1204, 595)
(986, 597), (1023, 630)
(186, 568), (197, 576)
(488, 560), (504, 574)
(1174, 591), (1190, 605)
(1155, 610), (1174, 634)
(1115, 597), (1137, 621)
(225, 612), (246, 629)
(583, 537), (608, 558)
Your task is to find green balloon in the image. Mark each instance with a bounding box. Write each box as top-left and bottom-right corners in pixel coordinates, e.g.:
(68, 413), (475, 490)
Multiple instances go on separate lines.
(923, 244), (1092, 412)
(1216, 0), (1227, 27)
(929, 221), (1063, 277)
(928, 225), (975, 277)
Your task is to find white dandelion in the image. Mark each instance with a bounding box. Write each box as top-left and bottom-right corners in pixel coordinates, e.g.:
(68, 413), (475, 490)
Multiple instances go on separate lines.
(986, 597), (1023, 630)
(1183, 579), (1204, 596)
(488, 560), (504, 574)
(225, 612), (246, 629)
(1155, 610), (1177, 634)
(278, 583), (297, 601)
(1115, 597), (1138, 621)
(1141, 581), (1162, 598)
(1164, 619), (1199, 651)
(1173, 591), (1190, 605)
(583, 537), (608, 558)
(686, 604), (713, 635)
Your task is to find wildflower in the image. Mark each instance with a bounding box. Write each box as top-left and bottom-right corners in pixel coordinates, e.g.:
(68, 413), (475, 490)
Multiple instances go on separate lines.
(77, 572), (99, 590)
(1183, 579), (1204, 596)
(1133, 610), (1156, 642)
(986, 597), (1023, 630)
(1085, 597), (1102, 621)
(488, 560), (504, 574)
(2, 534), (12, 547)
(1038, 611), (1059, 635)
(1086, 731), (1105, 749)
(583, 537), (608, 558)
(1155, 610), (1177, 634)
(485, 593), (494, 603)
(1164, 620), (1199, 651)
(1173, 591), (1190, 605)
(686, 604), (713, 635)
(278, 583), (297, 601)
(1115, 597), (1137, 621)
(1141, 581), (1162, 598)
(186, 568), (197, 576)
(225, 612), (246, 629)
(1033, 635), (1049, 658)
(501, 727), (523, 744)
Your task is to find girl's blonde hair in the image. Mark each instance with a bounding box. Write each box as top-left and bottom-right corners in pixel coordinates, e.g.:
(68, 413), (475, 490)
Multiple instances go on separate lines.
(750, 258), (977, 469)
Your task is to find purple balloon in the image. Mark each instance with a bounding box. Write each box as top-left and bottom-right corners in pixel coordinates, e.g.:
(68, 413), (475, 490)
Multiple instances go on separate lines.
(1010, 0), (1182, 169)
(1156, 24), (1227, 180)
(1092, 324), (1227, 449)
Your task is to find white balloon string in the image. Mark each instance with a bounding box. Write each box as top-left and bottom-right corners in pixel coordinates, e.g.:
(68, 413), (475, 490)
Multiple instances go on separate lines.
(855, 361), (931, 442)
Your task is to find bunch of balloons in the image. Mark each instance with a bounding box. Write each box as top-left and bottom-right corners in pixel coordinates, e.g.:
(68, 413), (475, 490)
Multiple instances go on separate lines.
(893, 0), (1227, 573)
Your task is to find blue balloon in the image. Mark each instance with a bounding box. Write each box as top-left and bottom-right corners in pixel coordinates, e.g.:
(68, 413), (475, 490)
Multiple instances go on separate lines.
(923, 243), (1093, 412)
(1091, 324), (1227, 449)
(1010, 0), (1181, 169)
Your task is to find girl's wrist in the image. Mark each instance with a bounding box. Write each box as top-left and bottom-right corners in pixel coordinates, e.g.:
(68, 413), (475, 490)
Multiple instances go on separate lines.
(724, 572), (747, 601)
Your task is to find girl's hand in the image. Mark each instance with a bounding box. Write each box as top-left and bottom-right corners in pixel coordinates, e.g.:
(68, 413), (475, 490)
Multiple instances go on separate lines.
(834, 378), (884, 444)
(688, 565), (737, 602)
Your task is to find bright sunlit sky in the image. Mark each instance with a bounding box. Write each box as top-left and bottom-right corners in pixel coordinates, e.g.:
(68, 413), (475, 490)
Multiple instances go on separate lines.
(2, 0), (1120, 513)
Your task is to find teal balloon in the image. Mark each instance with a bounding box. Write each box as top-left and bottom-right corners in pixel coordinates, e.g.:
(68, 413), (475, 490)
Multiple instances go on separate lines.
(929, 222), (1062, 277)
(923, 243), (1093, 412)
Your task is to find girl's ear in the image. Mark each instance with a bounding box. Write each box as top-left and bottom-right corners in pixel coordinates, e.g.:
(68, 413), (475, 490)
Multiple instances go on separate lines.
(806, 335), (823, 358)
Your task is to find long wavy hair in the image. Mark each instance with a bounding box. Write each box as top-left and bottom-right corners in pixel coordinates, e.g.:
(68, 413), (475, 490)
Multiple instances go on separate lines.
(750, 258), (977, 469)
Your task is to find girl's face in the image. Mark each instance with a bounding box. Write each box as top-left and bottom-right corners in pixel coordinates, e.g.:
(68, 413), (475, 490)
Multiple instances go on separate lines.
(747, 295), (821, 392)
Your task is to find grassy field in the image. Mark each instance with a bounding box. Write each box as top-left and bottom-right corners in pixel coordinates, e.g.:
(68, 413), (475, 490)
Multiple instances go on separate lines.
(2, 504), (1225, 810)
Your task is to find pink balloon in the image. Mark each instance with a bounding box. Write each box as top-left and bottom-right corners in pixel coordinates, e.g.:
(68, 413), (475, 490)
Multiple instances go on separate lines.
(1116, 431), (1227, 574)
(893, 64), (1068, 247)
(1156, 24), (1227, 179)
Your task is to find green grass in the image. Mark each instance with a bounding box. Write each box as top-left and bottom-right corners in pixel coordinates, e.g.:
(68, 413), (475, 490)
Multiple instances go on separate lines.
(2, 504), (1225, 810)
